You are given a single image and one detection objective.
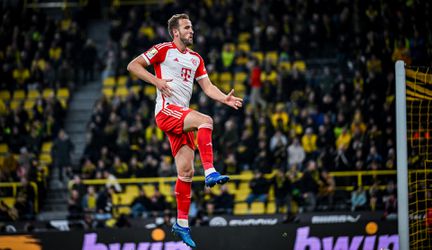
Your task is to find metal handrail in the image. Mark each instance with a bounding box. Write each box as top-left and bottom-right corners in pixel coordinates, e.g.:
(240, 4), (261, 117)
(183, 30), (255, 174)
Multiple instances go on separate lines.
(0, 182), (39, 213)
(73, 170), (406, 191)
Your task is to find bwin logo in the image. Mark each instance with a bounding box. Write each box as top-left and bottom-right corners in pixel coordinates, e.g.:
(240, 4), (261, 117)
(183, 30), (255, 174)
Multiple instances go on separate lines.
(293, 227), (398, 250)
(82, 233), (191, 250)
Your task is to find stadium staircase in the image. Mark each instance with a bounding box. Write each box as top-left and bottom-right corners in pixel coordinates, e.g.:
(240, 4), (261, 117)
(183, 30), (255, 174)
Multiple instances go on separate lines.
(38, 80), (101, 220)
(38, 20), (109, 221)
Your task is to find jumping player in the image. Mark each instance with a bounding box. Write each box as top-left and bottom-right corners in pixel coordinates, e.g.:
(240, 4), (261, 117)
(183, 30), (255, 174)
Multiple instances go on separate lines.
(127, 13), (243, 248)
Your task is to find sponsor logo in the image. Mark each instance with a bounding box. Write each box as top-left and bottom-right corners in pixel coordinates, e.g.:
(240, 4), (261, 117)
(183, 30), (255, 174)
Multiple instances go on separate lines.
(293, 226), (398, 250)
(50, 220), (70, 231)
(191, 58), (198, 66)
(145, 48), (158, 59)
(82, 233), (190, 250)
(181, 67), (192, 82)
(0, 235), (42, 250)
(409, 213), (426, 220)
(311, 215), (361, 224)
(228, 218), (278, 226)
(209, 217), (228, 227)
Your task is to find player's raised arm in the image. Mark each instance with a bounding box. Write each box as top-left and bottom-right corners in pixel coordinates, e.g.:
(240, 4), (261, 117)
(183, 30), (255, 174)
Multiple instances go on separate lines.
(127, 54), (173, 97)
(197, 77), (243, 110)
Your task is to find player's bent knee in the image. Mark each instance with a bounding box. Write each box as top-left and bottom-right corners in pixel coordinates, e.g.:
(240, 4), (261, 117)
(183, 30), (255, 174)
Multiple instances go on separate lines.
(178, 168), (194, 182)
(178, 174), (193, 182)
(201, 115), (213, 126)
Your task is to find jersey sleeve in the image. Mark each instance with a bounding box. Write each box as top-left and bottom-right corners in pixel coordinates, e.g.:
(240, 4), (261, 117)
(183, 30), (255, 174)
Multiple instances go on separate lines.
(195, 54), (208, 80)
(141, 44), (166, 65)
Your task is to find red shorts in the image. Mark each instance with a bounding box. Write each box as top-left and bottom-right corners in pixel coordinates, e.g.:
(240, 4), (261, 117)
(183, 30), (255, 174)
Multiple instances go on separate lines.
(155, 104), (195, 157)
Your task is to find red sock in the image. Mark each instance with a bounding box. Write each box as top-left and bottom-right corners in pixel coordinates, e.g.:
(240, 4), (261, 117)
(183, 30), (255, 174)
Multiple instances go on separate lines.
(197, 124), (214, 171)
(175, 178), (192, 220)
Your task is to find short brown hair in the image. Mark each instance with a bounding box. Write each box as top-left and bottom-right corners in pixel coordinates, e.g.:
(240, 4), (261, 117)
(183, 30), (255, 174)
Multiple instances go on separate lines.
(167, 13), (190, 39)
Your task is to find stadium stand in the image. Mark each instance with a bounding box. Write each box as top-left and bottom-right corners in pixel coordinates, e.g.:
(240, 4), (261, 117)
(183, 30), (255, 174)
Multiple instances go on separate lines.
(0, 2), (92, 220)
(0, 0), (431, 230)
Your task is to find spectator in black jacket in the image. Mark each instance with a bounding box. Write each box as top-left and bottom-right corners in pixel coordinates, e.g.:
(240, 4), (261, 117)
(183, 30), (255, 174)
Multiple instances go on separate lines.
(213, 185), (234, 215)
(245, 171), (270, 212)
(51, 129), (74, 182)
(130, 187), (151, 218)
(149, 188), (169, 217)
(300, 161), (319, 212)
(272, 169), (292, 214)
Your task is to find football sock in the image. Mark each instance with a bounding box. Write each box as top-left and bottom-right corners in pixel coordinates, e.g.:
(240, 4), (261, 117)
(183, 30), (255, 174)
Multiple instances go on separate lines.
(175, 178), (192, 226)
(197, 123), (216, 176)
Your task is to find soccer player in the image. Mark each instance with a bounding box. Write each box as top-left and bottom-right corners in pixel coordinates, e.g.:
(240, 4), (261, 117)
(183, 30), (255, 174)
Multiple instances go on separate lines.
(127, 13), (243, 248)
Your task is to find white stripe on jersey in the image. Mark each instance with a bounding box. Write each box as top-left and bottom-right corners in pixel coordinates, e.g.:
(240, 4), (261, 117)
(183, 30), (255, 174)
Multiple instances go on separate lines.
(196, 74), (208, 81)
(165, 108), (183, 117)
(155, 42), (172, 49)
(162, 109), (182, 119)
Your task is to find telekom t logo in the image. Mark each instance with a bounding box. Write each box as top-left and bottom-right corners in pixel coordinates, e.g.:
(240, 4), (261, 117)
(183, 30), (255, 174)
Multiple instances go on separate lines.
(181, 67), (192, 82)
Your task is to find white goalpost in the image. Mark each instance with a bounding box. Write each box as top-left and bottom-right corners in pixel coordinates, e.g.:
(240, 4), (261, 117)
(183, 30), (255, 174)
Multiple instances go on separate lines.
(395, 60), (409, 250)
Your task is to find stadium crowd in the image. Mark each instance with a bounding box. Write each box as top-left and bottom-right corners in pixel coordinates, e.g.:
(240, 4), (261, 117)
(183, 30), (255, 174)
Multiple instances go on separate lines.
(0, 4), (94, 220)
(1, 0), (431, 224)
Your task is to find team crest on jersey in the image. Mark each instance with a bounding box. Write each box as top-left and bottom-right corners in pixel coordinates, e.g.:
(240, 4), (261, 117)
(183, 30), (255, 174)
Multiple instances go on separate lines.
(191, 58), (198, 66)
(145, 48), (158, 59)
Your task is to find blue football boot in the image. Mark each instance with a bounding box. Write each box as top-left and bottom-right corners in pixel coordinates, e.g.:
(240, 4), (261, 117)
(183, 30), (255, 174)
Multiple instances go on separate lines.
(172, 223), (196, 248)
(205, 172), (230, 188)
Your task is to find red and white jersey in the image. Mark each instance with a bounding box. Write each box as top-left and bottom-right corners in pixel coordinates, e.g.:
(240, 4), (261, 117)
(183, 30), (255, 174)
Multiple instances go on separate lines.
(141, 42), (208, 115)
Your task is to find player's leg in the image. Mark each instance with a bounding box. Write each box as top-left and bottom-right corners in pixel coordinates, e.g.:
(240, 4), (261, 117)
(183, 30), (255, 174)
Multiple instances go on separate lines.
(172, 145), (196, 248)
(174, 145), (194, 227)
(183, 110), (229, 187)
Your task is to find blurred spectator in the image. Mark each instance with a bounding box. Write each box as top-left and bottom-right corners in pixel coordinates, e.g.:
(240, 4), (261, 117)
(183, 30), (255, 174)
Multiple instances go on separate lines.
(245, 171), (270, 212)
(249, 58), (265, 111)
(70, 175), (86, 198)
(158, 156), (175, 177)
(272, 169), (292, 214)
(81, 39), (98, 84)
(51, 129), (74, 181)
(14, 178), (35, 219)
(96, 187), (114, 219)
(149, 189), (170, 217)
(368, 180), (382, 211)
(130, 187), (151, 218)
(68, 189), (83, 220)
(112, 156), (128, 178)
(271, 103), (289, 132)
(301, 127), (318, 161)
(299, 161), (319, 212)
(253, 139), (271, 173)
(287, 137), (305, 170)
(213, 185), (234, 215)
(318, 170), (335, 210)
(351, 185), (367, 211)
(223, 153), (238, 176)
(82, 186), (98, 213)
(382, 181), (397, 217)
(269, 129), (288, 170)
(103, 170), (122, 193)
(334, 145), (350, 170)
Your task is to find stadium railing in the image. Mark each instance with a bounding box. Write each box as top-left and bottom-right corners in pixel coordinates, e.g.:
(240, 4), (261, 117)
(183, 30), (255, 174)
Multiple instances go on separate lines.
(69, 170), (399, 216)
(0, 181), (39, 213)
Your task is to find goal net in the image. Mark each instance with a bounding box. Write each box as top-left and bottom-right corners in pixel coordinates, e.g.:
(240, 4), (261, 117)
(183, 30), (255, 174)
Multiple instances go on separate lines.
(396, 60), (432, 250)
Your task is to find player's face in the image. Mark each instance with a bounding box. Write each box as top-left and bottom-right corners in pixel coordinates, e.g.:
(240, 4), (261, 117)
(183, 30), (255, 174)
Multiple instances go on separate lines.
(177, 19), (194, 46)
